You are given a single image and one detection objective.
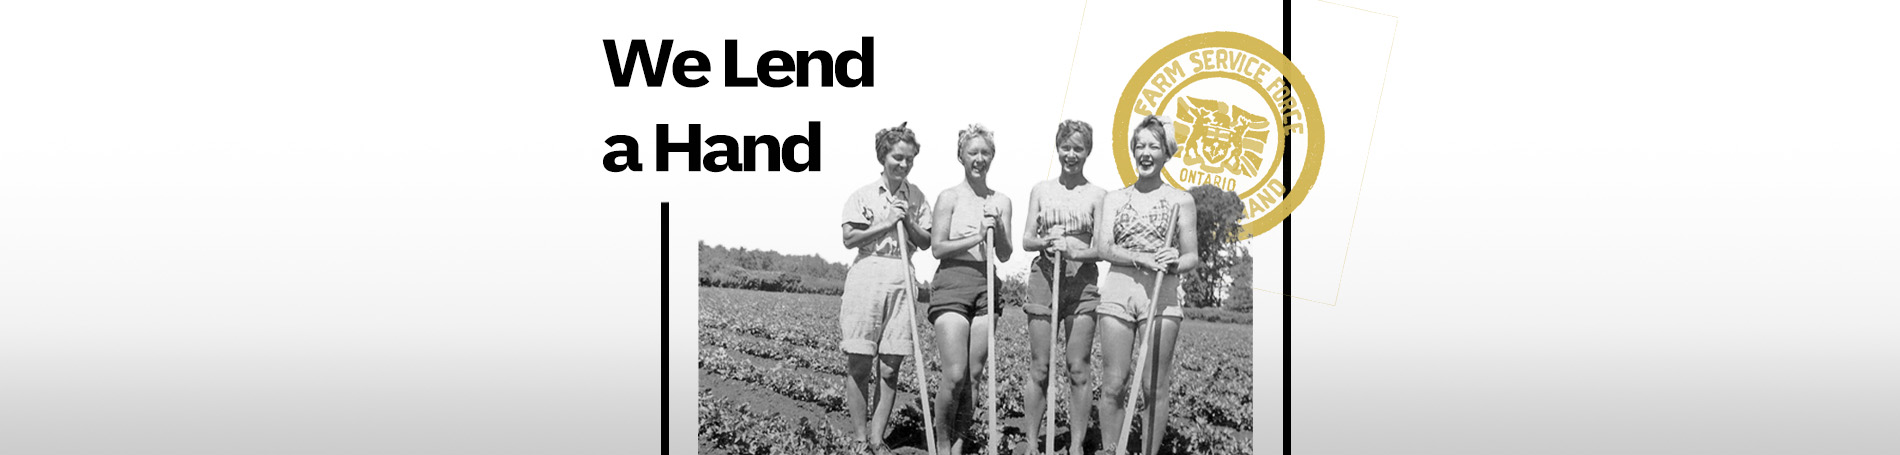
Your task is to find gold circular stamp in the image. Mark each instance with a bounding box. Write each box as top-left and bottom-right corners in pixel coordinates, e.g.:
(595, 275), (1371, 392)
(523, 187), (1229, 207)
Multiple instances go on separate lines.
(1113, 31), (1324, 238)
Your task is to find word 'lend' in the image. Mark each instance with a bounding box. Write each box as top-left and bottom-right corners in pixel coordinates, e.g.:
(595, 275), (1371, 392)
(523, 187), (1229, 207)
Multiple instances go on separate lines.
(603, 37), (873, 88)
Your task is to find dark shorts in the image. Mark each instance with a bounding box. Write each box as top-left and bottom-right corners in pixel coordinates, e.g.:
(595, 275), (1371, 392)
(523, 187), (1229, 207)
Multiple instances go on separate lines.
(1023, 254), (1100, 321)
(929, 258), (992, 321)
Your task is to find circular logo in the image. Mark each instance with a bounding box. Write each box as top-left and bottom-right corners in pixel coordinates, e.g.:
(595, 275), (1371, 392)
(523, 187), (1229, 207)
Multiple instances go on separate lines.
(1113, 31), (1323, 238)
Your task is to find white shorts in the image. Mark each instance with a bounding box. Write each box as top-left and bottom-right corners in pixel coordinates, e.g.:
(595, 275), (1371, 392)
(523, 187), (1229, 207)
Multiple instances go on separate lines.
(838, 255), (917, 355)
(1095, 264), (1184, 323)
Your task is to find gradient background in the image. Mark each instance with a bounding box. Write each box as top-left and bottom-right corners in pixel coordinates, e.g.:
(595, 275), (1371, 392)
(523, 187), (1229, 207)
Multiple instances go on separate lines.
(4, 1), (1898, 454)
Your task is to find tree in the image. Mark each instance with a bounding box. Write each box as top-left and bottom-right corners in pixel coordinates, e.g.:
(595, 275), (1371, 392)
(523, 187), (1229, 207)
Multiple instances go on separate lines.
(1180, 185), (1246, 309)
(1224, 247), (1254, 311)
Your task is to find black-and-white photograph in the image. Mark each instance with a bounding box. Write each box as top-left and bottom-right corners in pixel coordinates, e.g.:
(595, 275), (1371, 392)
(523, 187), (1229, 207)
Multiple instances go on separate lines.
(697, 120), (1259, 454)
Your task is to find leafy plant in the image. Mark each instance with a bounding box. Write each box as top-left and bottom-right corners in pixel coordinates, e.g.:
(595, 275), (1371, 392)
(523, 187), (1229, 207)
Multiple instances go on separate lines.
(698, 287), (1256, 454)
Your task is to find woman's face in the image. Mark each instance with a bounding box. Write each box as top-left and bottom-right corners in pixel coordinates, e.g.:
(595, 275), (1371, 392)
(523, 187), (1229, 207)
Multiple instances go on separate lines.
(958, 137), (994, 181)
(882, 142), (916, 180)
(1131, 127), (1169, 179)
(1056, 132), (1090, 175)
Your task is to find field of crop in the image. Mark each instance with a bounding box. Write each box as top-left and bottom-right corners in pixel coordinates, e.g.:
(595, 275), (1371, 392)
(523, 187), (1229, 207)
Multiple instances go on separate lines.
(699, 287), (1254, 454)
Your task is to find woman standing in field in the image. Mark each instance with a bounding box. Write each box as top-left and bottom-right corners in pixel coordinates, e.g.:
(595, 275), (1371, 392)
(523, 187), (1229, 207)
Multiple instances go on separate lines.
(928, 124), (1014, 455)
(1020, 120), (1108, 455)
(839, 123), (933, 455)
(1093, 115), (1201, 455)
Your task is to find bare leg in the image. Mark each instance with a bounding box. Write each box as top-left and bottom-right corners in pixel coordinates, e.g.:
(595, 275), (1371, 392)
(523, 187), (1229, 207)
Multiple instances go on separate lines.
(969, 311), (995, 452)
(1064, 314), (1098, 455)
(846, 353), (878, 444)
(1022, 313), (1054, 455)
(1094, 315), (1136, 455)
(932, 313), (973, 455)
(872, 353), (905, 448)
(1141, 317), (1181, 455)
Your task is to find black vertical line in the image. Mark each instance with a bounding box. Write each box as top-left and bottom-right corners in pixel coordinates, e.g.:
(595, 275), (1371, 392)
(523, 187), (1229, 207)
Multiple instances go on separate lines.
(1282, 1), (1294, 455)
(660, 202), (671, 453)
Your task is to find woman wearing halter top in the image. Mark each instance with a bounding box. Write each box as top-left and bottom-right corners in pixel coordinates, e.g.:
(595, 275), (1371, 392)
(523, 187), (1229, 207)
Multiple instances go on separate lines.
(1092, 115), (1201, 455)
(928, 124), (1014, 455)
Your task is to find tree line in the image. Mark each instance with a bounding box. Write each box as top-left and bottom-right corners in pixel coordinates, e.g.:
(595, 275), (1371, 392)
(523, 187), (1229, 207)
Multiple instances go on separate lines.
(699, 242), (849, 295)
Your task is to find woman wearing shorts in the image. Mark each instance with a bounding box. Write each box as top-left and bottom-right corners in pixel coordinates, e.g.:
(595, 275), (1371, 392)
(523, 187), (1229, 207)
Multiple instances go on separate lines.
(928, 124), (1014, 455)
(838, 123), (932, 455)
(1092, 115), (1201, 455)
(1019, 120), (1107, 455)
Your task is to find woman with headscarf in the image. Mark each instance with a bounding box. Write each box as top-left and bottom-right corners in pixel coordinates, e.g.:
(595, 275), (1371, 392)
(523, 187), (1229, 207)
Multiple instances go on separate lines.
(1093, 115), (1201, 455)
(838, 123), (932, 455)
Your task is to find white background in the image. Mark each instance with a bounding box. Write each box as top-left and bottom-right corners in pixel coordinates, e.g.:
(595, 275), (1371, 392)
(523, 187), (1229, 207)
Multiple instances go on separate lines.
(3, 1), (1897, 454)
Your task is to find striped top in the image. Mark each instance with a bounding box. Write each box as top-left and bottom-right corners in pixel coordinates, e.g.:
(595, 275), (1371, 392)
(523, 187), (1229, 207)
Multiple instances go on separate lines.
(1031, 182), (1101, 258)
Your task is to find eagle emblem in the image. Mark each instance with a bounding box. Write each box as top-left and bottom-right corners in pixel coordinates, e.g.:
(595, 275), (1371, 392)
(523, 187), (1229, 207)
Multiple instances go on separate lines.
(1173, 95), (1275, 177)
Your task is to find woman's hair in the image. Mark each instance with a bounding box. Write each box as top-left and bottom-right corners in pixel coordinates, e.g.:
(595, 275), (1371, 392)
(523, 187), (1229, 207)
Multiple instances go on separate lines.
(957, 123), (995, 154)
(874, 122), (919, 164)
(1132, 115), (1177, 157)
(1055, 119), (1093, 152)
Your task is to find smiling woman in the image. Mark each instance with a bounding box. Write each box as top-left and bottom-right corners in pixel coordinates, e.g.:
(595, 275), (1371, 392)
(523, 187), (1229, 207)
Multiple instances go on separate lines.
(1093, 114), (1203, 455)
(927, 123), (1015, 455)
(834, 123), (933, 455)
(1019, 119), (1108, 455)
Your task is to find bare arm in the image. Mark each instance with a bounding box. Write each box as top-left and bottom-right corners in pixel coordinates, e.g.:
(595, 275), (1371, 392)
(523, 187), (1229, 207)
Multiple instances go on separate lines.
(1021, 185), (1050, 253)
(1067, 238), (1099, 261)
(1166, 195), (1202, 273)
(841, 212), (897, 250)
(906, 223), (931, 252)
(901, 205), (931, 251)
(992, 194), (1015, 263)
(1067, 187), (1105, 261)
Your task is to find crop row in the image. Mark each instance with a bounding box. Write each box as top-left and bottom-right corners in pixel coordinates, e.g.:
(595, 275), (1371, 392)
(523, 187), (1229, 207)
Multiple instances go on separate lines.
(699, 390), (855, 454)
(700, 328), (935, 397)
(700, 287), (1257, 453)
